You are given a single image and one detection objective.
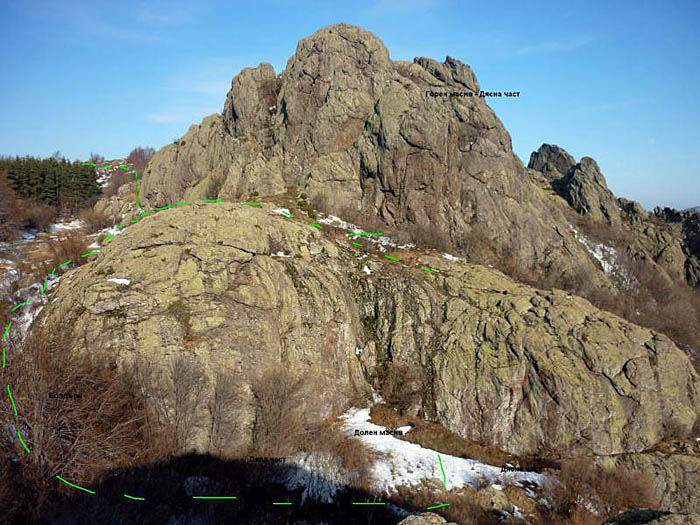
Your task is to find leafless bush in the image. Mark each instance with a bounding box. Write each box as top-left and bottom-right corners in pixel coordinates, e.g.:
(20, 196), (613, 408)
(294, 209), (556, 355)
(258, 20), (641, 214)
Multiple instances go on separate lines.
(22, 198), (57, 231)
(101, 170), (131, 198)
(208, 371), (242, 454)
(0, 330), (145, 522)
(381, 362), (423, 415)
(47, 231), (91, 268)
(126, 146), (155, 175)
(78, 208), (112, 232)
(250, 363), (306, 455)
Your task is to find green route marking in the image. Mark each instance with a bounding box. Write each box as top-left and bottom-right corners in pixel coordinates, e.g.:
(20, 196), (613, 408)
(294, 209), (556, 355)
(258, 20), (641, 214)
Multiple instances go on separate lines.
(202, 199), (224, 202)
(3, 321), (12, 340)
(281, 211), (294, 218)
(10, 301), (29, 312)
(242, 202), (263, 206)
(427, 503), (450, 510)
(80, 251), (99, 258)
(130, 219), (139, 223)
(352, 502), (385, 505)
(17, 430), (30, 454)
(82, 162), (97, 167)
(154, 205), (171, 211)
(42, 278), (48, 294)
(352, 242), (363, 247)
(272, 502), (293, 505)
(59, 260), (71, 267)
(310, 223), (322, 229)
(192, 496), (238, 500)
(124, 494), (145, 501)
(118, 224), (126, 229)
(119, 166), (129, 171)
(2, 346), (6, 368)
(172, 202), (191, 207)
(7, 384), (18, 417)
(347, 232), (383, 237)
(50, 267), (56, 275)
(56, 476), (96, 495)
(384, 255), (401, 262)
(421, 267), (435, 273)
(437, 452), (447, 490)
(104, 234), (115, 243)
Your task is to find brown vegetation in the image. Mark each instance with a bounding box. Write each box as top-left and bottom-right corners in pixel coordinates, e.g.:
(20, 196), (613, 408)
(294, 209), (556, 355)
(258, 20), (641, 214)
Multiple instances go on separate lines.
(46, 231), (92, 269)
(0, 331), (146, 522)
(78, 208), (112, 232)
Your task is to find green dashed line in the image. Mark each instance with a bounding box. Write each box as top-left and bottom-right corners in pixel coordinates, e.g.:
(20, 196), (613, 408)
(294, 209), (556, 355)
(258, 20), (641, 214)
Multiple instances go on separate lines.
(80, 251), (99, 258)
(242, 202), (263, 206)
(422, 267), (435, 273)
(384, 255), (401, 262)
(130, 219), (139, 223)
(273, 502), (292, 505)
(311, 223), (322, 229)
(42, 278), (48, 294)
(119, 166), (129, 171)
(352, 242), (363, 247)
(155, 205), (171, 211)
(192, 496), (238, 500)
(427, 503), (450, 510)
(2, 346), (6, 368)
(172, 202), (191, 207)
(124, 494), (145, 501)
(3, 321), (12, 340)
(118, 224), (126, 229)
(59, 260), (71, 267)
(56, 476), (96, 495)
(7, 384), (18, 417)
(437, 453), (447, 490)
(347, 232), (383, 237)
(104, 234), (115, 243)
(10, 301), (28, 312)
(17, 431), (30, 454)
(50, 267), (56, 275)
(281, 212), (294, 218)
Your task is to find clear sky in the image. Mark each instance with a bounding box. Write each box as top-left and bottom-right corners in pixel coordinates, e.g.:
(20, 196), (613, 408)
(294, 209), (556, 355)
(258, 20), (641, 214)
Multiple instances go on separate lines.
(1, 0), (698, 209)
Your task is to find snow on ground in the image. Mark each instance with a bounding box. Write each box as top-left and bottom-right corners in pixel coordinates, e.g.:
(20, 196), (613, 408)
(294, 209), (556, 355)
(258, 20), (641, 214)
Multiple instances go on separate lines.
(569, 225), (636, 288)
(362, 265), (371, 275)
(49, 219), (86, 233)
(339, 408), (548, 496)
(272, 207), (293, 217)
(107, 278), (131, 285)
(87, 241), (100, 249)
(271, 251), (292, 258)
(316, 214), (407, 253)
(442, 253), (461, 261)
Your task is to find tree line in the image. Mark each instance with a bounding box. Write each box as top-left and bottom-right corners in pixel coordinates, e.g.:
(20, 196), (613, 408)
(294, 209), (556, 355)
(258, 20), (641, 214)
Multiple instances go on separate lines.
(0, 153), (99, 212)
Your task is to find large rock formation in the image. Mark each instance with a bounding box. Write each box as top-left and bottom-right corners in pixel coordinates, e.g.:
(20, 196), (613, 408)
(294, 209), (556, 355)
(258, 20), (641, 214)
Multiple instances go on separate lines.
(141, 24), (625, 293)
(37, 203), (699, 457)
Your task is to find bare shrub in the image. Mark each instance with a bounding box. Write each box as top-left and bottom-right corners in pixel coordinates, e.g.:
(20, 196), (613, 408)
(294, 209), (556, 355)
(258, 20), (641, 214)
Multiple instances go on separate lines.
(208, 371), (241, 454)
(171, 357), (208, 450)
(126, 146), (155, 174)
(101, 170), (130, 198)
(380, 362), (423, 415)
(78, 208), (112, 232)
(250, 363), (306, 455)
(550, 458), (660, 521)
(0, 330), (145, 522)
(47, 231), (91, 268)
(390, 482), (493, 524)
(22, 198), (57, 231)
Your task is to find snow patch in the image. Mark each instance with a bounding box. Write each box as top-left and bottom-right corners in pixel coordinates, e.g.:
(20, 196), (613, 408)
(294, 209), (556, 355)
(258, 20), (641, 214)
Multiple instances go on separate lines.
(50, 219), (85, 233)
(442, 253), (461, 261)
(271, 251), (292, 258)
(108, 278), (131, 285)
(340, 408), (548, 496)
(362, 265), (371, 275)
(272, 207), (293, 217)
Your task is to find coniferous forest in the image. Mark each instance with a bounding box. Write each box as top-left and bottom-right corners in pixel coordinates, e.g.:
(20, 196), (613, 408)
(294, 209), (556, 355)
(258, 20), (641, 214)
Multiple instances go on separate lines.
(0, 155), (99, 212)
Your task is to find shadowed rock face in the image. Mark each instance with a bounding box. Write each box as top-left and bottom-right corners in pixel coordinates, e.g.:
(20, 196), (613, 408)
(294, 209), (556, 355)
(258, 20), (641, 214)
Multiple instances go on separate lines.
(140, 23), (622, 292)
(37, 204), (699, 458)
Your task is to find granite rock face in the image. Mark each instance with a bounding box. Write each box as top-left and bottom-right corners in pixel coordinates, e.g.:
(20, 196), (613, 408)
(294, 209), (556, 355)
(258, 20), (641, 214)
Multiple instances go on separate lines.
(37, 204), (699, 457)
(140, 24), (620, 292)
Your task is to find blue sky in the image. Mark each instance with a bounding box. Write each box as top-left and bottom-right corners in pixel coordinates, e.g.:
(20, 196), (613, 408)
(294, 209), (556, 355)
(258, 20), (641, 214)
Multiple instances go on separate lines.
(1, 0), (698, 209)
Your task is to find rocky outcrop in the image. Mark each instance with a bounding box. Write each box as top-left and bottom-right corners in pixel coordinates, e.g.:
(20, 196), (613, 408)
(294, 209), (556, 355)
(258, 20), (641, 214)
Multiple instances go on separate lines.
(604, 509), (700, 525)
(139, 24), (625, 293)
(527, 143), (576, 179)
(398, 513), (457, 525)
(36, 204), (699, 457)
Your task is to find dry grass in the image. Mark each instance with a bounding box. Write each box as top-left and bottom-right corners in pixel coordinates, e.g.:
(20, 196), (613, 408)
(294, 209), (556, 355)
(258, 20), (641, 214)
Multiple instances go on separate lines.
(46, 231), (92, 269)
(78, 208), (113, 232)
(0, 330), (146, 522)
